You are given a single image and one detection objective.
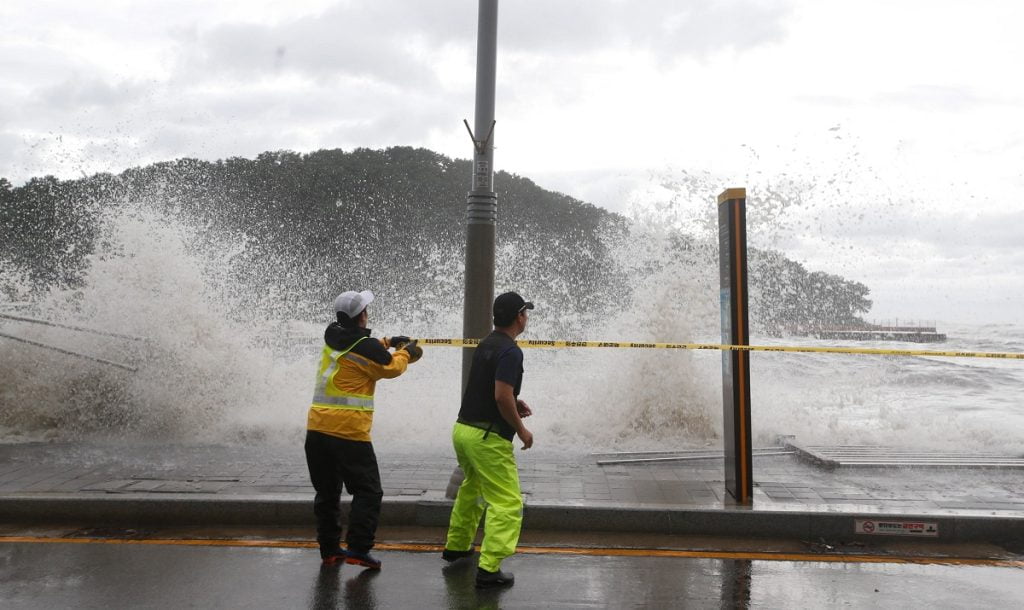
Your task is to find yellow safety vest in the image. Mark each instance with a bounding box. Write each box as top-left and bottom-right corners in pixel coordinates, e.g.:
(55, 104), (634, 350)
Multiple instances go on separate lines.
(310, 338), (375, 412)
(306, 336), (408, 441)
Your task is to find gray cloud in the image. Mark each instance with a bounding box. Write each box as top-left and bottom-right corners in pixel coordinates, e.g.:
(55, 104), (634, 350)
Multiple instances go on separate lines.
(1, 0), (796, 185)
(170, 4), (465, 89)
(811, 202), (1024, 253)
(174, 1), (791, 87)
(0, 132), (25, 175)
(174, 20), (439, 89)
(772, 205), (1024, 274)
(0, 40), (96, 88)
(501, 0), (790, 58)
(35, 76), (150, 110)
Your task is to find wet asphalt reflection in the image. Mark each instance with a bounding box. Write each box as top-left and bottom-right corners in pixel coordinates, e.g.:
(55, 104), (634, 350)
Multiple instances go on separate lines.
(1, 541), (1022, 608)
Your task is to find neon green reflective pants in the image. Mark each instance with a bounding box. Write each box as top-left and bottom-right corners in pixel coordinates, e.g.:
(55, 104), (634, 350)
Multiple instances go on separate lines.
(445, 422), (523, 572)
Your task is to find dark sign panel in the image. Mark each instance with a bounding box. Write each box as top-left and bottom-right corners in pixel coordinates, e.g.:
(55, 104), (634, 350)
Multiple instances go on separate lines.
(717, 188), (752, 504)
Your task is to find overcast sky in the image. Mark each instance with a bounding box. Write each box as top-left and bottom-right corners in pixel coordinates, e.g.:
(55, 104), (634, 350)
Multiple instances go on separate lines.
(2, 0), (1022, 325)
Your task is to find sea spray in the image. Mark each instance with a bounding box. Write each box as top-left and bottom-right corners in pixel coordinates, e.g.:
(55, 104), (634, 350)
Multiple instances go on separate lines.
(2, 157), (1022, 454)
(1, 204), (310, 443)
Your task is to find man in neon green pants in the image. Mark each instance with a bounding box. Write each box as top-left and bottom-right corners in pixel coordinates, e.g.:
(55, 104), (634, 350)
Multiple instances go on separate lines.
(443, 292), (535, 588)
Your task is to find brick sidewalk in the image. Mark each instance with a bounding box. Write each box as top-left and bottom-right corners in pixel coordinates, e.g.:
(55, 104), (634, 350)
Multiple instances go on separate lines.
(2, 442), (1022, 516)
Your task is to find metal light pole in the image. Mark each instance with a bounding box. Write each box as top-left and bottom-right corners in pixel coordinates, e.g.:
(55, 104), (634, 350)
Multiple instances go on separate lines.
(461, 0), (498, 391)
(448, 0), (498, 500)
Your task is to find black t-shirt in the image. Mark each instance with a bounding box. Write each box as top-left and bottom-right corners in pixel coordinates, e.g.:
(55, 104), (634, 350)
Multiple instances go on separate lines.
(457, 331), (524, 441)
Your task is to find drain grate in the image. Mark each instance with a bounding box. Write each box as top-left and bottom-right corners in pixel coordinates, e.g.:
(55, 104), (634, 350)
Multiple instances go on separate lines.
(65, 527), (156, 539)
(787, 443), (1024, 469)
(593, 448), (793, 465)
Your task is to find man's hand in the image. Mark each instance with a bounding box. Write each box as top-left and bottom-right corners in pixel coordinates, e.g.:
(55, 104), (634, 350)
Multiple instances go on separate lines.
(516, 399), (532, 418)
(497, 382), (530, 447)
(517, 427), (534, 450)
(388, 335), (411, 349)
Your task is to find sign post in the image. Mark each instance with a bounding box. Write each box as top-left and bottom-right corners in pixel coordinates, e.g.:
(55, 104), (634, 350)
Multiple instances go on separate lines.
(718, 187), (753, 504)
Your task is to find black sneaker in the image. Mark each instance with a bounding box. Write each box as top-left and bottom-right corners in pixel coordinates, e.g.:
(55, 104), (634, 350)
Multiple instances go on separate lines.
(476, 567), (514, 588)
(442, 547), (475, 562)
(320, 549), (347, 566)
(345, 550), (382, 570)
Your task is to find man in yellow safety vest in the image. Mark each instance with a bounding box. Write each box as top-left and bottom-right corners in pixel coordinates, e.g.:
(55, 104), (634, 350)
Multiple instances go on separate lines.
(304, 289), (422, 568)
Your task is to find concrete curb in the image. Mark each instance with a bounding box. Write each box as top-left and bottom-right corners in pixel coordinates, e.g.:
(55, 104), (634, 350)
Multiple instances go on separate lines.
(2, 494), (1022, 545)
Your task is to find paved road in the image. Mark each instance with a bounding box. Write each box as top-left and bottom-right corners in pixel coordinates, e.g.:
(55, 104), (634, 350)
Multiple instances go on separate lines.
(2, 538), (1022, 609)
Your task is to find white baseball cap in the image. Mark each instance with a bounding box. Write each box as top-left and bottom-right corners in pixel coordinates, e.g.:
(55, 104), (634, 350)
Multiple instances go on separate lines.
(334, 290), (375, 318)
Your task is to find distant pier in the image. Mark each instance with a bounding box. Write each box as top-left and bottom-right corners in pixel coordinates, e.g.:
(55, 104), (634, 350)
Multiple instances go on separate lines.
(788, 323), (947, 343)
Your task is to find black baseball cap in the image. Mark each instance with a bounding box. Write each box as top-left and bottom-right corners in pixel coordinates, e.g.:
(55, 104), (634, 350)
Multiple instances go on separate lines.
(493, 291), (534, 325)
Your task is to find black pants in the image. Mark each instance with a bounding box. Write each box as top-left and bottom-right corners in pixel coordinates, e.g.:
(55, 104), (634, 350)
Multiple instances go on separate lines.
(304, 430), (383, 555)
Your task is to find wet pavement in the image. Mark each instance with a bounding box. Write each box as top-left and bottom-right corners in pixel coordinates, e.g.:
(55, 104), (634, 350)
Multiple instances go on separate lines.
(1, 441), (1022, 546)
(1, 538), (1022, 609)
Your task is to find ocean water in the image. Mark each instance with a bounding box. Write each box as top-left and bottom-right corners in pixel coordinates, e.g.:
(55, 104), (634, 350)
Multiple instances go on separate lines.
(747, 324), (1024, 454)
(1, 201), (1022, 456)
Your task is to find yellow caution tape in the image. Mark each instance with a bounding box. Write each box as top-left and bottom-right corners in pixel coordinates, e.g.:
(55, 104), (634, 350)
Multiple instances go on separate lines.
(413, 338), (1024, 360)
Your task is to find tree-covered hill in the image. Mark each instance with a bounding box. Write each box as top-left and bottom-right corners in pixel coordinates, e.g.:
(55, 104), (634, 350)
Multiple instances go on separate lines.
(0, 147), (870, 331)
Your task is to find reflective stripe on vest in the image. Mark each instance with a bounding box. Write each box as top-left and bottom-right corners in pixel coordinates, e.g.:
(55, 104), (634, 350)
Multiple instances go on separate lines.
(310, 338), (375, 411)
